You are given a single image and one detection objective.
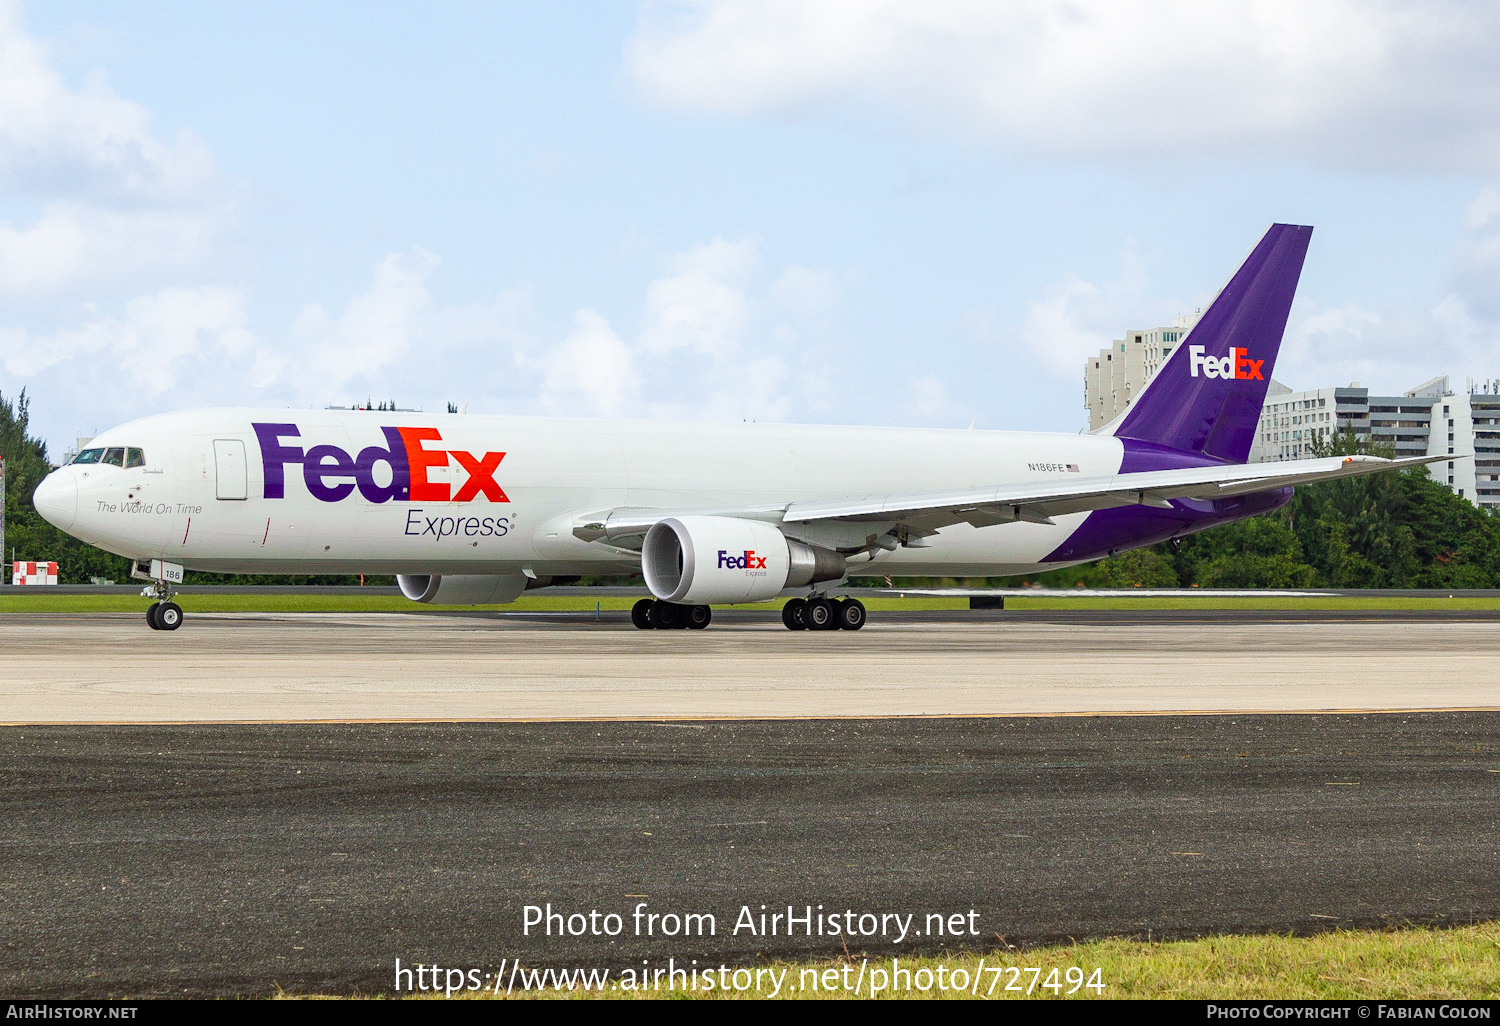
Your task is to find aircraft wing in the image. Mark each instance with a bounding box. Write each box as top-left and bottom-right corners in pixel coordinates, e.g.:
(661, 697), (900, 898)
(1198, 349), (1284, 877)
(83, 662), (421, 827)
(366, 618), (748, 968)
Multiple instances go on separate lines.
(572, 453), (1448, 543)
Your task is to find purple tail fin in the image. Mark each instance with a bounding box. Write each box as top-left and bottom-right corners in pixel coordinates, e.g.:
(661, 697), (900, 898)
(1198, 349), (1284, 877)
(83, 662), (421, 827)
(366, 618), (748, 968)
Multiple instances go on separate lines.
(1110, 223), (1312, 464)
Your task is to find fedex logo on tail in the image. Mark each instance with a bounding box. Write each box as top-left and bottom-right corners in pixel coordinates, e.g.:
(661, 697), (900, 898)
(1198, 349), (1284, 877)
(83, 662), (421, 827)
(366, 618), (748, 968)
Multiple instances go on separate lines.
(1188, 345), (1263, 381)
(252, 423), (508, 504)
(718, 550), (768, 570)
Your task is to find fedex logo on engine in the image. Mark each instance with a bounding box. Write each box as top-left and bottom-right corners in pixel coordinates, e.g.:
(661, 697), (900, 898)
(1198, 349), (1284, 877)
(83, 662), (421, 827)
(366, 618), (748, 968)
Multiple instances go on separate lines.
(252, 423), (508, 503)
(1188, 345), (1263, 381)
(718, 550), (768, 570)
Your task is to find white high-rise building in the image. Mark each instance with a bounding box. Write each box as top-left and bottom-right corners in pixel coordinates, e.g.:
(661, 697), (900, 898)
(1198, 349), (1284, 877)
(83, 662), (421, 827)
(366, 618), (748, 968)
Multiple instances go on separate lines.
(1248, 381), (1337, 463)
(1084, 312), (1201, 430)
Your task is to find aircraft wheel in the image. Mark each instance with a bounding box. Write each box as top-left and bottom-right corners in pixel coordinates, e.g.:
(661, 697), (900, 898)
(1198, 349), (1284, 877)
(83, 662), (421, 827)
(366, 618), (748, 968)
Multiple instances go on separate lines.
(782, 598), (807, 631)
(157, 602), (184, 631)
(687, 604), (712, 629)
(146, 603), (161, 630)
(837, 598), (867, 630)
(805, 598), (835, 630)
(631, 598), (654, 630)
(649, 600), (681, 630)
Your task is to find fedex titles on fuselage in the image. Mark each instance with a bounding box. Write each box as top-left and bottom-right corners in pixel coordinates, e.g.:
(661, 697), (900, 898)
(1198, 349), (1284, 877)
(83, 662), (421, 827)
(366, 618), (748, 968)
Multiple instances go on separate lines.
(1188, 345), (1264, 381)
(252, 422), (507, 504)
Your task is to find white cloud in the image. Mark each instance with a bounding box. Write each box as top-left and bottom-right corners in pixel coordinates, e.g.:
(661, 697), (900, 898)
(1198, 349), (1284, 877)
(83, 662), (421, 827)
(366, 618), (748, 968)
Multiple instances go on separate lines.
(640, 235), (756, 356)
(0, 2), (230, 299)
(627, 0), (1500, 171)
(296, 248), (439, 392)
(905, 374), (953, 421)
(768, 265), (840, 318)
(532, 235), (839, 424)
(0, 201), (221, 298)
(0, 285), (252, 395)
(1020, 247), (1150, 376)
(0, 1), (214, 202)
(1264, 189), (1500, 394)
(540, 308), (638, 415)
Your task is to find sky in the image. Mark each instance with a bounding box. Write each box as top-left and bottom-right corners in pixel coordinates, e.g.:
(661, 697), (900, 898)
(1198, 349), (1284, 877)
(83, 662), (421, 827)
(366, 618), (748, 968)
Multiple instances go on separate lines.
(3, 0), (1500, 454)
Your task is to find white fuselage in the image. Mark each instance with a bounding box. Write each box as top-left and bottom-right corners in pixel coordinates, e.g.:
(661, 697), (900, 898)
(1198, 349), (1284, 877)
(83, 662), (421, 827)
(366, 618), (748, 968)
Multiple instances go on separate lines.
(37, 408), (1128, 578)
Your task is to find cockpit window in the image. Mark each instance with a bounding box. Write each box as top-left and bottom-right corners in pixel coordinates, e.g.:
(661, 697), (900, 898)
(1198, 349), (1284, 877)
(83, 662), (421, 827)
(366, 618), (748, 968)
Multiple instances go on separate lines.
(101, 447), (125, 467)
(125, 447), (146, 468)
(72, 448), (104, 465)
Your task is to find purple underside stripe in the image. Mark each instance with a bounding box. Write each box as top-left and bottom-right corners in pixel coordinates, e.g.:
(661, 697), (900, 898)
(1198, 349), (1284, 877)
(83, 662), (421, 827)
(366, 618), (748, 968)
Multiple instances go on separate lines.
(1041, 439), (1290, 563)
(1041, 490), (1291, 564)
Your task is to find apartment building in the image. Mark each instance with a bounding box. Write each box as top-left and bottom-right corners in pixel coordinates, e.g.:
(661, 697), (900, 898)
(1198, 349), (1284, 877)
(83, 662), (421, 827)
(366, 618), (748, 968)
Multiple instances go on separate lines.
(1084, 312), (1201, 430)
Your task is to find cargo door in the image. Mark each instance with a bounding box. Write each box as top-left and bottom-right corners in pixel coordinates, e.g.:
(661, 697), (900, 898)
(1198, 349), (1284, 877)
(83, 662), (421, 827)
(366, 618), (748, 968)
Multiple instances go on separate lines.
(214, 439), (248, 500)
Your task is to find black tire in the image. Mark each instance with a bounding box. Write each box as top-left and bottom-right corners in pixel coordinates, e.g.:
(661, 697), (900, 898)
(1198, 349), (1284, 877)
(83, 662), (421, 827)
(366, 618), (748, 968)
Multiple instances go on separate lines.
(806, 598), (835, 630)
(631, 599), (655, 630)
(649, 600), (681, 630)
(837, 598), (867, 630)
(687, 605), (712, 629)
(782, 598), (807, 631)
(146, 603), (161, 630)
(157, 602), (183, 631)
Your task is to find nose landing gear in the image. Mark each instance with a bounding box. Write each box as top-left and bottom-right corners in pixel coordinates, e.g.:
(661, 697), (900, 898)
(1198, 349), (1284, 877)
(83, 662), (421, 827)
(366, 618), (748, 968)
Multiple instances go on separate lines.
(134, 567), (184, 631)
(145, 600), (183, 631)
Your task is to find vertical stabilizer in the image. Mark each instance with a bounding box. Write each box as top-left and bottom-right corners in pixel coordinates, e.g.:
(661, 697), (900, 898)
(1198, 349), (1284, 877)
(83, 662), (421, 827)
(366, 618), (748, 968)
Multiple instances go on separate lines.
(1107, 223), (1312, 464)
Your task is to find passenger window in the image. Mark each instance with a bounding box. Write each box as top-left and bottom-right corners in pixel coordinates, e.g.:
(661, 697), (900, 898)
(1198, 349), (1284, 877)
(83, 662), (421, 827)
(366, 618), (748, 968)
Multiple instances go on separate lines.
(102, 447), (125, 467)
(125, 448), (146, 468)
(72, 448), (104, 465)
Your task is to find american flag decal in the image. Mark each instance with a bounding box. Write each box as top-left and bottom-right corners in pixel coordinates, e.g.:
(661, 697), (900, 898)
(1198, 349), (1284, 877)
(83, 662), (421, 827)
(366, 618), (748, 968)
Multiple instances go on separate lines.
(1067, 464), (1079, 472)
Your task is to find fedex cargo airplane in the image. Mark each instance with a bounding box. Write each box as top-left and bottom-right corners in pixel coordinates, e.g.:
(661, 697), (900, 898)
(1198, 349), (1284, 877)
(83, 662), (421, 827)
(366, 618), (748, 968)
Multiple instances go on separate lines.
(32, 224), (1439, 632)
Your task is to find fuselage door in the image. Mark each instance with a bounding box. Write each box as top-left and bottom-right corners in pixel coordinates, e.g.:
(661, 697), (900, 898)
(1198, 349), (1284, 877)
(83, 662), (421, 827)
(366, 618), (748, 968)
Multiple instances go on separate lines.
(214, 439), (248, 500)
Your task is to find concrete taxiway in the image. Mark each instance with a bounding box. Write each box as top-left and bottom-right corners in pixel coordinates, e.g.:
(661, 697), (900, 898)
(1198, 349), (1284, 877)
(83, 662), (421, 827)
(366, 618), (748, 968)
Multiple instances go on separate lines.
(1, 611), (1498, 722)
(2, 714), (1497, 997)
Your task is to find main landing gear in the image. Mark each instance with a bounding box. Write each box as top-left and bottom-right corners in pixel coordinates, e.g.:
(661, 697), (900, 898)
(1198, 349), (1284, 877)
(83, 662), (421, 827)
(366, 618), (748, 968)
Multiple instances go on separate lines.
(632, 599), (712, 630)
(781, 597), (866, 631)
(630, 597), (867, 631)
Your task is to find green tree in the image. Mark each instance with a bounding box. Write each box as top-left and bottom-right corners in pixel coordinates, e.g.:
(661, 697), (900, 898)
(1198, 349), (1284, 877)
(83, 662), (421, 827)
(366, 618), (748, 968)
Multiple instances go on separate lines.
(1095, 547), (1179, 588)
(1288, 426), (1500, 587)
(1, 390), (133, 582)
(1174, 513), (1316, 588)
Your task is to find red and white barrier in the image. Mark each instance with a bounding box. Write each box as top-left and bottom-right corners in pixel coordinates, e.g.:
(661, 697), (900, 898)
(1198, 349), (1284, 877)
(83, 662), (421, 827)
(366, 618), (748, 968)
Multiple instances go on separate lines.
(12, 561), (59, 586)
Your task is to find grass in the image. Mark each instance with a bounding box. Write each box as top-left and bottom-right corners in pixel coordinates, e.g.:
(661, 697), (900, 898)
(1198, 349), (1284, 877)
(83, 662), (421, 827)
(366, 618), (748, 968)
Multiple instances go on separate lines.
(2, 593), (1500, 614)
(378, 924), (1500, 1000)
(1004, 595), (1500, 611)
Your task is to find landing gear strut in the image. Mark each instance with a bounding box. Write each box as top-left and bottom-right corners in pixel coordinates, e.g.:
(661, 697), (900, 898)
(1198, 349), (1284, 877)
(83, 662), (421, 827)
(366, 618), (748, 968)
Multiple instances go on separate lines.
(782, 597), (865, 631)
(137, 574), (183, 631)
(632, 599), (712, 630)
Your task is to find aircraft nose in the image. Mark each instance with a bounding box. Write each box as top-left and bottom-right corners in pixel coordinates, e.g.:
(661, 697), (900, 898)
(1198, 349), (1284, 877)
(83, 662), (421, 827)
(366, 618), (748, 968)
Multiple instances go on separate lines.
(32, 470), (78, 532)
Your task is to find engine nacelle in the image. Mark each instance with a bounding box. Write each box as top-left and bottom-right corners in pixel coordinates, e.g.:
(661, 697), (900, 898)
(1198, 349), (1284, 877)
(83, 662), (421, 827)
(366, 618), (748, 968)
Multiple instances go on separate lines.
(397, 574), (530, 605)
(641, 516), (845, 604)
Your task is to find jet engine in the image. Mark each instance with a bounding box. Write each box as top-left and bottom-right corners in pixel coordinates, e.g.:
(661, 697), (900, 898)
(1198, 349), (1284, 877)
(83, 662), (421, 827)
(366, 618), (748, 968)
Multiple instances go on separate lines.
(397, 574), (531, 605)
(641, 516), (845, 604)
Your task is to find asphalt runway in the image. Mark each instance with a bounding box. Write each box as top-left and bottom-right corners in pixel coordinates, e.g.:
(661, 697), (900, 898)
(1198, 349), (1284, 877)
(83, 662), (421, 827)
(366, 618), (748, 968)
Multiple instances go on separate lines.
(2, 714), (1498, 997)
(1, 610), (1498, 722)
